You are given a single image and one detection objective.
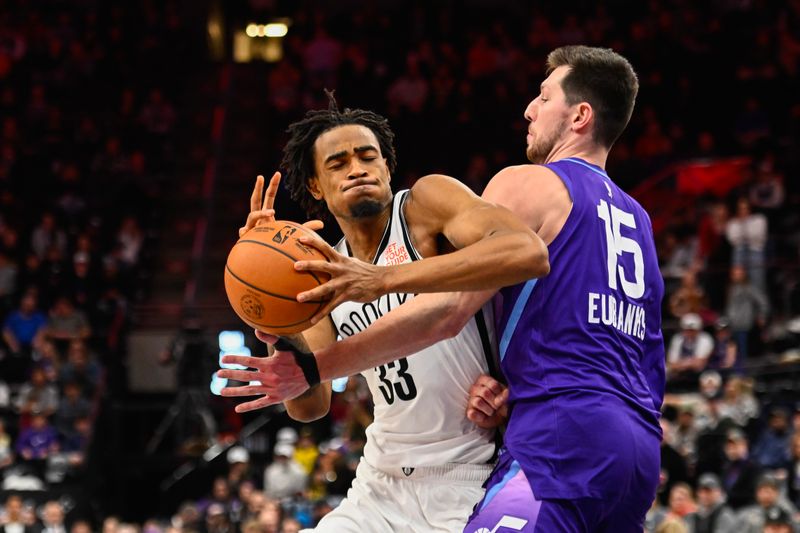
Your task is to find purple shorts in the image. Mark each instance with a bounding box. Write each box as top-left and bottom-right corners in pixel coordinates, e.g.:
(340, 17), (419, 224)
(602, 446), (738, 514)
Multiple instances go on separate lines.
(463, 449), (654, 533)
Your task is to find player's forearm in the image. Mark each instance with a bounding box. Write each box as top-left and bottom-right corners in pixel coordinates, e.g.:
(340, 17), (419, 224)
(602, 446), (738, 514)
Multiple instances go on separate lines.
(284, 384), (331, 422)
(382, 230), (548, 294)
(315, 290), (493, 381)
(278, 333), (331, 420)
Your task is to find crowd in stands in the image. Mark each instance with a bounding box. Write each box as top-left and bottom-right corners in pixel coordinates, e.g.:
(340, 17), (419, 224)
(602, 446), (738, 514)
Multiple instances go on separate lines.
(0, 0), (182, 525)
(2, 0), (800, 532)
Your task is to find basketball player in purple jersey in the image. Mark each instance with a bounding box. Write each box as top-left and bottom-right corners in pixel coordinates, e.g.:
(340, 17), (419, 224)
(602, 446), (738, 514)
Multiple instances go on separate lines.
(225, 46), (665, 532)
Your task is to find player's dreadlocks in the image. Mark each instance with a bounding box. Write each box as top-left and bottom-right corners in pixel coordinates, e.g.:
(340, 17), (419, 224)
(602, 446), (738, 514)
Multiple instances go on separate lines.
(281, 90), (397, 220)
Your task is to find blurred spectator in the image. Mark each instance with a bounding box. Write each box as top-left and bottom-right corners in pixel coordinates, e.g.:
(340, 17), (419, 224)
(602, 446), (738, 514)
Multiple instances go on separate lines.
(762, 506), (794, 533)
(256, 499), (282, 533)
(263, 443), (306, 500)
(717, 377), (760, 428)
(684, 473), (737, 533)
(667, 313), (714, 382)
(303, 27), (342, 85)
(204, 503), (232, 533)
(748, 154), (785, 215)
(279, 517), (301, 533)
(661, 231), (699, 288)
(735, 474), (798, 533)
(667, 482), (696, 527)
(69, 520), (92, 533)
(38, 501), (67, 533)
(55, 381), (91, 439)
(15, 412), (59, 461)
(292, 430), (319, 475)
(725, 198), (768, 294)
(696, 201), (731, 310)
(707, 318), (738, 373)
(0, 494), (36, 533)
(725, 266), (769, 366)
(58, 340), (101, 396)
(16, 367), (59, 419)
(386, 59), (429, 115)
(674, 407), (701, 467)
(669, 271), (710, 319)
(751, 407), (792, 470)
(721, 428), (761, 509)
(116, 216), (144, 269)
(226, 445), (253, 495)
(30, 214), (66, 261)
(43, 297), (90, 349)
(197, 477), (235, 520)
(2, 291), (47, 382)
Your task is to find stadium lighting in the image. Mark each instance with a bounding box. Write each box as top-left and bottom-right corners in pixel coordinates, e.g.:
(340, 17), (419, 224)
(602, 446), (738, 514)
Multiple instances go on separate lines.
(264, 23), (288, 37)
(245, 23), (258, 38)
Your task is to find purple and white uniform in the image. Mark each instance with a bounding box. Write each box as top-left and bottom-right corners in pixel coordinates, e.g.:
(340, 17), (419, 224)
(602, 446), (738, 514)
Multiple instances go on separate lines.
(466, 158), (665, 533)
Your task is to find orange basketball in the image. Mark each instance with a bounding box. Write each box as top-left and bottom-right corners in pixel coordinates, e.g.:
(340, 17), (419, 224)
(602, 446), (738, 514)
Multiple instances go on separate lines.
(224, 221), (331, 335)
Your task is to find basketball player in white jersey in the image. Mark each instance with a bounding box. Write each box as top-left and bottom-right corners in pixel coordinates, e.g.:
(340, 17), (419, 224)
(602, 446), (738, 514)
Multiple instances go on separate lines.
(217, 95), (549, 532)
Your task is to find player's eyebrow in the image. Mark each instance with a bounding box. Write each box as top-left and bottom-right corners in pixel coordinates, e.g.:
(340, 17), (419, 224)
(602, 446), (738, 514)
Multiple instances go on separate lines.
(324, 145), (377, 164)
(354, 145), (378, 154)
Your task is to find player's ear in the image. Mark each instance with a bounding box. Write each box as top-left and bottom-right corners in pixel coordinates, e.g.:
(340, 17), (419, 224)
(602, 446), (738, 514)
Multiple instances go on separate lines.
(307, 176), (323, 200)
(572, 102), (593, 133)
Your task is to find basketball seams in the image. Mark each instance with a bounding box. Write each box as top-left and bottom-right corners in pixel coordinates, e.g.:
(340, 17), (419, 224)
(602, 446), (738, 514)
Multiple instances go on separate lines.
(224, 265), (326, 304)
(235, 239), (328, 286)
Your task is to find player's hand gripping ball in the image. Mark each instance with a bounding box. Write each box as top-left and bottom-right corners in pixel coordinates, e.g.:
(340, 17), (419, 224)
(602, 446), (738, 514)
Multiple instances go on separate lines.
(224, 221), (330, 334)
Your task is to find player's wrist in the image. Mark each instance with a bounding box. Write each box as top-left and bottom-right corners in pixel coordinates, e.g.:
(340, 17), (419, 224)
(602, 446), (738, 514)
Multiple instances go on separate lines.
(274, 337), (320, 387)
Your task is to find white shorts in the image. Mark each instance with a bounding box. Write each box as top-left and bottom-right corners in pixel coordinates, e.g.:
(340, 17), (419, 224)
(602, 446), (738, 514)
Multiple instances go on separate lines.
(303, 459), (492, 533)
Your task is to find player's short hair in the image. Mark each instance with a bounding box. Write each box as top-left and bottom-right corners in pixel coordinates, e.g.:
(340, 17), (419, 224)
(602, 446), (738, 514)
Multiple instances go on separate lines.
(546, 46), (639, 148)
(281, 91), (397, 220)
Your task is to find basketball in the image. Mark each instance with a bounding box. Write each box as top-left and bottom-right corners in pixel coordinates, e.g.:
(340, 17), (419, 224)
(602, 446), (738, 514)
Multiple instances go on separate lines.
(224, 221), (330, 334)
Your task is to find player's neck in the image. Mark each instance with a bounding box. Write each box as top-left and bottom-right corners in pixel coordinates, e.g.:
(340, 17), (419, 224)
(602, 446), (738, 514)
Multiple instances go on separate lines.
(337, 207), (392, 262)
(546, 138), (608, 169)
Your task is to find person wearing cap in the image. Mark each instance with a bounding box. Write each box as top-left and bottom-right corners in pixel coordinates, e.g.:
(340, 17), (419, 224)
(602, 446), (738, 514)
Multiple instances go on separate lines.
(225, 446), (253, 497)
(667, 313), (714, 385)
(264, 442), (307, 500)
(684, 473), (736, 533)
(735, 473), (799, 533)
(706, 317), (738, 373)
(763, 505), (794, 533)
(722, 428), (762, 509)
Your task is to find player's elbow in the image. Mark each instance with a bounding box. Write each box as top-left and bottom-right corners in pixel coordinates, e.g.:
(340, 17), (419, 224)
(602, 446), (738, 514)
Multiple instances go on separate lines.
(529, 237), (550, 278)
(286, 404), (329, 423)
(435, 299), (475, 341)
(285, 394), (330, 423)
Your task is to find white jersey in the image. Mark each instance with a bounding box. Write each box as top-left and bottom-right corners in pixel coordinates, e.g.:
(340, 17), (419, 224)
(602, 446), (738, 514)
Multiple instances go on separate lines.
(329, 190), (500, 471)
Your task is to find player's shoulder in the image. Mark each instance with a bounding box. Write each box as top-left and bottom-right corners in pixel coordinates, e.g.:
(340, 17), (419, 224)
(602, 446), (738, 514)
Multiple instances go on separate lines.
(409, 173), (476, 198)
(484, 164), (566, 209)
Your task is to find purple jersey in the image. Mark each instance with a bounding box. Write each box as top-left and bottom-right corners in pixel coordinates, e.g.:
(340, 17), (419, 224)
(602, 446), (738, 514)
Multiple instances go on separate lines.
(495, 158), (665, 500)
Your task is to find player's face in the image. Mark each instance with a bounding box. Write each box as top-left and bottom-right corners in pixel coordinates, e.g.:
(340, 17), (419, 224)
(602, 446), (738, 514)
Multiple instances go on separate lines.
(310, 124), (392, 220)
(524, 66), (573, 164)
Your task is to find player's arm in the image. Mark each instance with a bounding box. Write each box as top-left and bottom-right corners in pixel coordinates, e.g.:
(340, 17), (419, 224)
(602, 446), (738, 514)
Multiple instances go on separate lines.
(384, 173), (550, 292)
(217, 317), (336, 419)
(294, 173), (549, 319)
(280, 319), (336, 421)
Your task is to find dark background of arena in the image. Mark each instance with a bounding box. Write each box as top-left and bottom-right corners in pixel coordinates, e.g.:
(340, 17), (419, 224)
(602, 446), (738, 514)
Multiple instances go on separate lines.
(0, 0), (799, 532)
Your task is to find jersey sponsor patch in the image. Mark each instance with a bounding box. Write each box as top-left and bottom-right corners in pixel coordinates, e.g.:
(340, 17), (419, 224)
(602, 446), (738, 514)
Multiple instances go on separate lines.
(383, 242), (410, 265)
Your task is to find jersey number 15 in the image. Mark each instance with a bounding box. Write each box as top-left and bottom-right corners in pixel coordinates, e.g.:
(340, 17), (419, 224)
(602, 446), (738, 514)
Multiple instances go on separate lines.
(597, 199), (645, 299)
